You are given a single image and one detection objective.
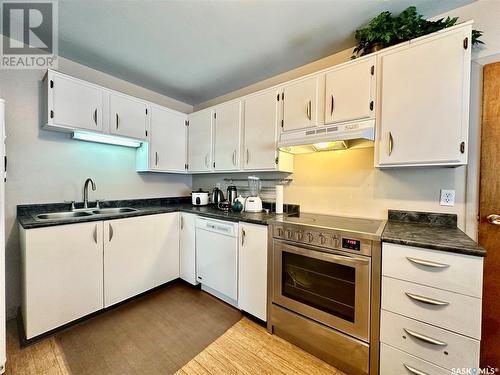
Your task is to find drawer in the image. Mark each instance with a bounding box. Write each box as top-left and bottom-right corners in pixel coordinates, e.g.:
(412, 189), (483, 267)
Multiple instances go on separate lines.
(380, 343), (451, 375)
(382, 243), (483, 298)
(381, 310), (480, 370)
(382, 276), (481, 339)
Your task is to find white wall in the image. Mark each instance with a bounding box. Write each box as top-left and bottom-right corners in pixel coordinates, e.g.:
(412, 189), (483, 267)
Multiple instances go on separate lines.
(0, 58), (193, 318)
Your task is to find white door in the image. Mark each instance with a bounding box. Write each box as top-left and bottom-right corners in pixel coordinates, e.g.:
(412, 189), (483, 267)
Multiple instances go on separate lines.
(150, 107), (187, 172)
(376, 26), (471, 167)
(282, 75), (320, 132)
(214, 101), (241, 171)
(154, 213), (180, 286)
(109, 93), (148, 140)
(188, 109), (213, 172)
(238, 223), (268, 321)
(243, 90), (279, 170)
(179, 213), (198, 285)
(104, 216), (156, 307)
(21, 222), (104, 339)
(50, 73), (103, 132)
(325, 57), (375, 124)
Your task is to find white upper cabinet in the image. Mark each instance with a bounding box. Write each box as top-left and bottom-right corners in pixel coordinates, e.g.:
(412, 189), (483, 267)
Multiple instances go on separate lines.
(324, 57), (376, 125)
(149, 106), (187, 172)
(187, 108), (213, 172)
(375, 24), (471, 167)
(109, 93), (148, 140)
(282, 75), (322, 132)
(46, 71), (103, 132)
(213, 101), (241, 171)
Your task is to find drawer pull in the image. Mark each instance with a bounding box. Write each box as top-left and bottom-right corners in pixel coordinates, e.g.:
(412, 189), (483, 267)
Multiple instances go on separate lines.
(403, 328), (447, 346)
(403, 363), (429, 375)
(405, 292), (449, 306)
(407, 257), (450, 269)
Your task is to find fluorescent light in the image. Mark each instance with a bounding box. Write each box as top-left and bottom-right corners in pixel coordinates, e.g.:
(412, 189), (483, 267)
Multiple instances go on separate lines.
(313, 141), (348, 152)
(72, 131), (141, 148)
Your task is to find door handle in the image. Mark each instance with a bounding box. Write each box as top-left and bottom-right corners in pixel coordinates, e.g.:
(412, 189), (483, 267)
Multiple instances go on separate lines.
(232, 150), (236, 166)
(403, 328), (447, 346)
(487, 214), (500, 225)
(93, 224), (98, 244)
(93, 109), (98, 125)
(246, 149), (250, 164)
(388, 131), (394, 156)
(406, 257), (449, 269)
(109, 223), (114, 242)
(241, 229), (246, 246)
(155, 152), (159, 166)
(115, 113), (119, 129)
(306, 100), (312, 120)
(204, 154), (209, 168)
(330, 95), (334, 115)
(180, 215), (184, 230)
(405, 292), (449, 306)
(403, 364), (429, 375)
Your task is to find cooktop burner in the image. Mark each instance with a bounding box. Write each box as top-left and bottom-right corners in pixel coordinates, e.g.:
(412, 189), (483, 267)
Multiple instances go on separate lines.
(275, 213), (385, 236)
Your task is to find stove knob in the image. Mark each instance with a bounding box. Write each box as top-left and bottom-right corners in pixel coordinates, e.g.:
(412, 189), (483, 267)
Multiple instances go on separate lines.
(319, 233), (327, 245)
(296, 231), (304, 241)
(333, 235), (341, 247)
(277, 228), (283, 237)
(307, 233), (314, 243)
(285, 229), (293, 239)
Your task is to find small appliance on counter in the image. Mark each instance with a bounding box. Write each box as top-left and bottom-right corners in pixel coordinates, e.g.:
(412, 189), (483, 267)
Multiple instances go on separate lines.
(244, 176), (263, 212)
(226, 185), (238, 204)
(192, 189), (209, 206)
(211, 187), (225, 206)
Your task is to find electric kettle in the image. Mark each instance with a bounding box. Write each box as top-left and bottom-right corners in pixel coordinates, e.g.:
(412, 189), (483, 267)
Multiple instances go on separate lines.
(211, 187), (225, 205)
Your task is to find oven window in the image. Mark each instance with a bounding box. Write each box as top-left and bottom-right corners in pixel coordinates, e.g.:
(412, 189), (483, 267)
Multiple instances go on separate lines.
(282, 252), (356, 322)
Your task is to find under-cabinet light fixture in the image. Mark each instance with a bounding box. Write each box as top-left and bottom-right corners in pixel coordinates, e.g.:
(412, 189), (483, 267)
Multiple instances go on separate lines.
(72, 131), (141, 148)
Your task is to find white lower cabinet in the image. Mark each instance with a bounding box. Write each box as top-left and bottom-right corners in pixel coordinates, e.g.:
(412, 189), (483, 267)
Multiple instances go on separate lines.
(238, 222), (268, 321)
(20, 222), (104, 339)
(153, 213), (180, 286)
(179, 213), (198, 285)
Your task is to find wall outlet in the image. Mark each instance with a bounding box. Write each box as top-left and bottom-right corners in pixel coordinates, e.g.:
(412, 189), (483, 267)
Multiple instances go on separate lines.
(440, 189), (455, 206)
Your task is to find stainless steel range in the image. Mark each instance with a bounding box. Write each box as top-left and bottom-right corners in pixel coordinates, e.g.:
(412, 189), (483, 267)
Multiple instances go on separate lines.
(268, 213), (386, 375)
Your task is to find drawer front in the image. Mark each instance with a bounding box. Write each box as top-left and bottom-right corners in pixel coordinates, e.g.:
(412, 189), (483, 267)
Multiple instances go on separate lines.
(382, 243), (483, 298)
(381, 310), (480, 370)
(381, 343), (451, 375)
(382, 277), (481, 339)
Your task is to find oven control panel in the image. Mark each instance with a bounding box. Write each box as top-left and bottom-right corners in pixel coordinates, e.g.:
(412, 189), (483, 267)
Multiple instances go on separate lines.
(272, 225), (372, 256)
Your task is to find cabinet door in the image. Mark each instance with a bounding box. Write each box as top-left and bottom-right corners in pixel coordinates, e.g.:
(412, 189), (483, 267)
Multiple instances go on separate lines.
(243, 90), (279, 170)
(104, 216), (156, 307)
(325, 57), (375, 124)
(214, 101), (241, 171)
(150, 107), (187, 172)
(282, 75), (320, 132)
(376, 26), (471, 167)
(154, 213), (180, 286)
(187, 109), (213, 172)
(109, 93), (148, 140)
(179, 213), (198, 285)
(21, 222), (104, 339)
(50, 73), (103, 132)
(238, 223), (268, 321)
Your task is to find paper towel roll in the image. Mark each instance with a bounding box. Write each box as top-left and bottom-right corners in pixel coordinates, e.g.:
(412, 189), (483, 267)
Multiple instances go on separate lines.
(275, 185), (283, 214)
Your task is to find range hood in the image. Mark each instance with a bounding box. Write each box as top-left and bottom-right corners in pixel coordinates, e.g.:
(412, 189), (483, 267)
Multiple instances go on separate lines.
(278, 119), (375, 154)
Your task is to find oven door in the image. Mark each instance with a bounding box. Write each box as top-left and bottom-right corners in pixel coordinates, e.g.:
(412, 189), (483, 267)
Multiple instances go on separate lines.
(273, 240), (370, 342)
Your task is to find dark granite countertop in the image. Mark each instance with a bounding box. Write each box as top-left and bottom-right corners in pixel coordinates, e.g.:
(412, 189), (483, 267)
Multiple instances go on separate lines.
(382, 210), (486, 257)
(17, 197), (284, 229)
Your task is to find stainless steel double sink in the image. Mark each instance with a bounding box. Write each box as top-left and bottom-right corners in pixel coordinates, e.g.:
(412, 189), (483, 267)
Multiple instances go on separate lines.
(35, 207), (139, 221)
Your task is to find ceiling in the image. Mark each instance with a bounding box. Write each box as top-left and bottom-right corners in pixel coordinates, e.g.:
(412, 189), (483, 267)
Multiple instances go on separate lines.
(56, 0), (474, 105)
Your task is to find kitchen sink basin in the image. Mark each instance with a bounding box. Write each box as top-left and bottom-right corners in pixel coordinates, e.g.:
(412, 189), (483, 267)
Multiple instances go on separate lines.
(92, 207), (138, 215)
(36, 211), (94, 220)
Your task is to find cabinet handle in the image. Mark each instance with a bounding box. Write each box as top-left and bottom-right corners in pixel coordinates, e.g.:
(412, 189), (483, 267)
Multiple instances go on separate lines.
(93, 224), (98, 244)
(155, 152), (158, 166)
(232, 150), (236, 166)
(403, 364), (429, 375)
(204, 154), (209, 168)
(405, 292), (449, 306)
(330, 95), (334, 115)
(306, 100), (312, 120)
(115, 113), (119, 129)
(241, 228), (246, 246)
(93, 109), (98, 125)
(403, 328), (447, 346)
(246, 149), (250, 164)
(109, 223), (114, 242)
(180, 215), (184, 230)
(388, 132), (393, 156)
(407, 257), (449, 269)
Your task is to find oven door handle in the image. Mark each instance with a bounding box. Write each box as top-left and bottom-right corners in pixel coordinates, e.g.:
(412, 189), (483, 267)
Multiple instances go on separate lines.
(280, 242), (370, 267)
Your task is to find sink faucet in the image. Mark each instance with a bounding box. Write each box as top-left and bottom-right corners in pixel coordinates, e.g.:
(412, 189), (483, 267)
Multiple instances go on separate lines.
(83, 178), (96, 209)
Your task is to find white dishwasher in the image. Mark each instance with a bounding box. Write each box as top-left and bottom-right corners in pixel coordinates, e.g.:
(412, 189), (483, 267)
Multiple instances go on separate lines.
(195, 217), (239, 306)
